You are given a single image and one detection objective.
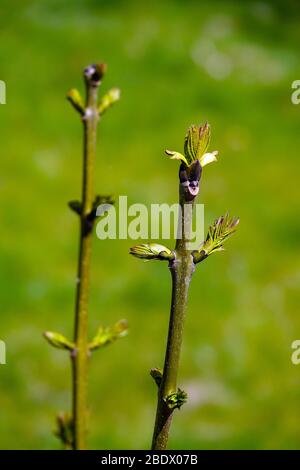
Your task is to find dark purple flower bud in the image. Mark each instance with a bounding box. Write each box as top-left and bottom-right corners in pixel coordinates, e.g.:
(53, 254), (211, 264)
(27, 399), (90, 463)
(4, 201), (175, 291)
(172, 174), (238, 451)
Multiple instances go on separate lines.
(84, 63), (107, 87)
(179, 160), (202, 201)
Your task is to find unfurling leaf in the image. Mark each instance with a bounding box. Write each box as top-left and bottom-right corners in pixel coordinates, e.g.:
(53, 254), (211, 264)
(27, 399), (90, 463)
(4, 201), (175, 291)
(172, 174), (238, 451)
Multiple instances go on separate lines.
(89, 319), (128, 352)
(193, 213), (239, 264)
(165, 150), (189, 167)
(200, 151), (218, 167)
(184, 123), (210, 163)
(129, 243), (174, 261)
(43, 331), (75, 351)
(166, 123), (218, 168)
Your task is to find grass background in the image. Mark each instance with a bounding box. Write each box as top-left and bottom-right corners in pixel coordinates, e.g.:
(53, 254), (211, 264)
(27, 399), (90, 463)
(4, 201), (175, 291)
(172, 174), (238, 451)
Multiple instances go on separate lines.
(0, 0), (300, 449)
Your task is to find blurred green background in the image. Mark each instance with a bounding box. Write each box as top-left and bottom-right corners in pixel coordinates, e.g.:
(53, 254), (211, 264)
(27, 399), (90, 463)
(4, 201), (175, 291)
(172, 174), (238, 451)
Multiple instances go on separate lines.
(0, 0), (300, 450)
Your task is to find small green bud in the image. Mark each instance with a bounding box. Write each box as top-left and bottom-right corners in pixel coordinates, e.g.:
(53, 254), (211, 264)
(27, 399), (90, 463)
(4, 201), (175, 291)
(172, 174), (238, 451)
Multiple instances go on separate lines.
(66, 88), (85, 115)
(129, 243), (174, 261)
(165, 388), (187, 410)
(98, 88), (121, 115)
(89, 319), (128, 352)
(43, 331), (75, 351)
(150, 368), (163, 387)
